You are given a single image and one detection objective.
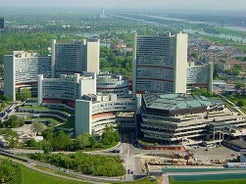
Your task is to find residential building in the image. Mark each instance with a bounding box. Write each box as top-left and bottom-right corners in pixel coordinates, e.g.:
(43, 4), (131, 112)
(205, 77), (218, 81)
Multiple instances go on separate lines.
(4, 51), (51, 101)
(133, 32), (188, 97)
(38, 72), (96, 106)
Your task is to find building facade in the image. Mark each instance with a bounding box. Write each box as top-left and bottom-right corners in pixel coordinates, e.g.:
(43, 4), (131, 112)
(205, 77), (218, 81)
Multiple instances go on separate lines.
(52, 39), (100, 77)
(4, 51), (51, 101)
(97, 73), (130, 98)
(187, 62), (213, 92)
(133, 32), (188, 97)
(75, 94), (136, 136)
(139, 93), (246, 146)
(38, 72), (96, 106)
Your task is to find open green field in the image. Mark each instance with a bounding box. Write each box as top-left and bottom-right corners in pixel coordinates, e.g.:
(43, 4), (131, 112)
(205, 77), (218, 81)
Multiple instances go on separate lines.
(20, 165), (88, 184)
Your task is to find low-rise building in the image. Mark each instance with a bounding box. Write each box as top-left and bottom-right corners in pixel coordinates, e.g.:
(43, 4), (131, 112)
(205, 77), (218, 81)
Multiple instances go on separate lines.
(75, 94), (136, 136)
(139, 93), (246, 146)
(38, 72), (96, 106)
(97, 73), (130, 98)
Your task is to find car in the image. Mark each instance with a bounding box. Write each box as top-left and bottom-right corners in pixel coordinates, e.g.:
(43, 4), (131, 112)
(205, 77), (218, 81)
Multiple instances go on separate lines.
(204, 149), (208, 151)
(109, 149), (120, 153)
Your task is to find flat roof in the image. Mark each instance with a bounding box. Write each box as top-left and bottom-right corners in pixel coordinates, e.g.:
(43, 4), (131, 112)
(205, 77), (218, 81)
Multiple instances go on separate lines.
(143, 93), (222, 111)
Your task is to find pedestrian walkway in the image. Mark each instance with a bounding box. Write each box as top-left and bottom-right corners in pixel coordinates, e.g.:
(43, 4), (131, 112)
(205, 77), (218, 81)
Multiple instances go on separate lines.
(162, 174), (170, 184)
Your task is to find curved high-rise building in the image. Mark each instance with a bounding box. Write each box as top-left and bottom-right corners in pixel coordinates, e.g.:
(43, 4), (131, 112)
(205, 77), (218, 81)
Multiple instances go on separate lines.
(51, 39), (100, 77)
(4, 51), (51, 101)
(133, 32), (188, 97)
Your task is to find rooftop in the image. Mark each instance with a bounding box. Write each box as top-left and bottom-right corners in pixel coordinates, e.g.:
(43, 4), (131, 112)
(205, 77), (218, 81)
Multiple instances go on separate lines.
(143, 93), (221, 111)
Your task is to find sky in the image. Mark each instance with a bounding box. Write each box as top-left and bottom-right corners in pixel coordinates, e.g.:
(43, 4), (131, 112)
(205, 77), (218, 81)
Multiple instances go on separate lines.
(1, 0), (246, 11)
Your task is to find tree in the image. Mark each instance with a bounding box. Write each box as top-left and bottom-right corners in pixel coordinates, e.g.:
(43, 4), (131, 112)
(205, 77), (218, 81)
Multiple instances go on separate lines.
(52, 131), (72, 151)
(237, 100), (244, 107)
(40, 140), (53, 154)
(3, 115), (24, 128)
(26, 138), (39, 148)
(102, 125), (119, 145)
(74, 133), (90, 149)
(0, 159), (21, 184)
(236, 82), (245, 89)
(0, 129), (19, 149)
(16, 88), (32, 101)
(31, 122), (46, 135)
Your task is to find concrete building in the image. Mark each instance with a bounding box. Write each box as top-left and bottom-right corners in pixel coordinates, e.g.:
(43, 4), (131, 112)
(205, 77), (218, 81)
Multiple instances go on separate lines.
(187, 62), (213, 92)
(133, 32), (188, 97)
(139, 93), (246, 146)
(97, 73), (130, 98)
(38, 72), (96, 106)
(75, 94), (136, 136)
(4, 51), (51, 101)
(52, 39), (100, 77)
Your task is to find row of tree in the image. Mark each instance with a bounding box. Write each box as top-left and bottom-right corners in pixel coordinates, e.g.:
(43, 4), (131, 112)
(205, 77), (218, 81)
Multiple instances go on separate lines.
(26, 125), (120, 153)
(29, 152), (125, 177)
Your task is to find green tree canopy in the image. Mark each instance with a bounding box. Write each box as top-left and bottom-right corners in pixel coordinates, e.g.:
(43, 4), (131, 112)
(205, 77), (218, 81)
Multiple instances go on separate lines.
(31, 122), (46, 135)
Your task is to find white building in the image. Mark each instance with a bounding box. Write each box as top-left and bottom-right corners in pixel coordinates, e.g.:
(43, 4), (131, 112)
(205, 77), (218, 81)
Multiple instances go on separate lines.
(4, 51), (51, 101)
(75, 94), (136, 136)
(133, 32), (187, 97)
(187, 62), (213, 92)
(97, 73), (130, 98)
(38, 72), (96, 106)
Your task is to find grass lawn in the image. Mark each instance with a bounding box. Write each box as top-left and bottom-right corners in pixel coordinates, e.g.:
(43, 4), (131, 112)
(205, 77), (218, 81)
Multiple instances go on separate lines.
(115, 177), (160, 184)
(20, 165), (88, 184)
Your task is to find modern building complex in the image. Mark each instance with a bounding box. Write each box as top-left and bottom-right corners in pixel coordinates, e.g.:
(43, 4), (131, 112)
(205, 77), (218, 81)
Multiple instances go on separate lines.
(38, 72), (96, 106)
(75, 94), (136, 136)
(139, 93), (246, 146)
(52, 39), (100, 77)
(187, 62), (213, 92)
(97, 73), (130, 98)
(4, 51), (51, 101)
(133, 32), (188, 97)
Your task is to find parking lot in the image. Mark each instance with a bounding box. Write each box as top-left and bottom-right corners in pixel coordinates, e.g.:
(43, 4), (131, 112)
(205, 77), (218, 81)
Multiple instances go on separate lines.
(190, 145), (239, 164)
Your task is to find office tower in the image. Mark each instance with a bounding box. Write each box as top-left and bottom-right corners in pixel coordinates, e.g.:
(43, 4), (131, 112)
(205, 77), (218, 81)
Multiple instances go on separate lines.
(4, 51), (51, 101)
(52, 39), (100, 77)
(0, 18), (4, 30)
(133, 32), (188, 96)
(38, 72), (96, 106)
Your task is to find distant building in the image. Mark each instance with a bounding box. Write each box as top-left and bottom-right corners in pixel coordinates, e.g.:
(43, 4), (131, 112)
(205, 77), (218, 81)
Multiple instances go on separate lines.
(38, 72), (96, 106)
(51, 39), (100, 77)
(4, 51), (51, 101)
(75, 94), (136, 136)
(187, 62), (213, 92)
(133, 32), (188, 96)
(217, 59), (246, 71)
(0, 18), (4, 30)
